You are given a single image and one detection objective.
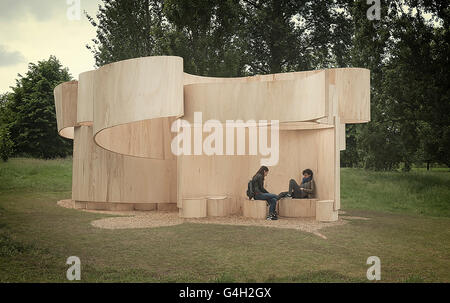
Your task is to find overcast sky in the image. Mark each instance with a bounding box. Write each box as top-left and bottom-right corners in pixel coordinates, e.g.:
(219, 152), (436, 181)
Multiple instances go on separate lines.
(0, 0), (102, 93)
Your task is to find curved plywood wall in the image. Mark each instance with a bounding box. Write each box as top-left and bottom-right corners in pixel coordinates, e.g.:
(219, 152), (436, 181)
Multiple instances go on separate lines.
(54, 81), (78, 139)
(183, 71), (326, 123)
(73, 125), (176, 205)
(93, 56), (184, 158)
(54, 56), (370, 219)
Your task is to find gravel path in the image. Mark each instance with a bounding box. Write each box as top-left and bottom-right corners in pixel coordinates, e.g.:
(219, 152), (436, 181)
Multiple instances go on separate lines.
(57, 199), (351, 239)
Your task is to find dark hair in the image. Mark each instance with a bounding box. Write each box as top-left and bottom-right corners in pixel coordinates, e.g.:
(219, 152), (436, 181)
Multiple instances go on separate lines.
(302, 169), (313, 178)
(254, 166), (269, 179)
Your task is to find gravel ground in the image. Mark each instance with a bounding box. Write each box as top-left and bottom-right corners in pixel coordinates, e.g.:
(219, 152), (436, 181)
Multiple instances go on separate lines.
(57, 199), (356, 239)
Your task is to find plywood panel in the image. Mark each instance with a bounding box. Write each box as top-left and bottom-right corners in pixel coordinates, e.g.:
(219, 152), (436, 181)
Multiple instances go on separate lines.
(94, 117), (176, 159)
(331, 68), (371, 123)
(279, 198), (317, 217)
(243, 199), (267, 219)
(183, 69), (322, 85)
(176, 126), (335, 217)
(77, 70), (95, 124)
(72, 125), (177, 204)
(93, 56), (184, 157)
(180, 198), (207, 218)
(54, 81), (78, 139)
(207, 196), (230, 217)
(316, 200), (338, 222)
(184, 71), (326, 123)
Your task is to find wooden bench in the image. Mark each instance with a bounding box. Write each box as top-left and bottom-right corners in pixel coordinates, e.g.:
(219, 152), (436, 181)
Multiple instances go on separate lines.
(179, 196), (237, 218)
(279, 198), (338, 221)
(315, 200), (338, 222)
(207, 196), (230, 217)
(179, 197), (207, 218)
(242, 198), (281, 219)
(243, 199), (268, 219)
(278, 198), (318, 218)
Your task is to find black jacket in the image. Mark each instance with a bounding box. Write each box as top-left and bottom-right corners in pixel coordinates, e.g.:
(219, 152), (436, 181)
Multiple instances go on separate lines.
(252, 173), (268, 194)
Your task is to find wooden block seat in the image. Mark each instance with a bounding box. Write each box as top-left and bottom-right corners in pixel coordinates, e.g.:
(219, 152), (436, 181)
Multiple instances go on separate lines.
(207, 196), (230, 217)
(278, 198), (318, 218)
(243, 199), (269, 219)
(179, 197), (207, 218)
(315, 200), (338, 222)
(179, 196), (238, 218)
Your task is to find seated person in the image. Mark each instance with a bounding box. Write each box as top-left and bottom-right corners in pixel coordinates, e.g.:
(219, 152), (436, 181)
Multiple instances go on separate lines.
(287, 169), (315, 199)
(252, 165), (281, 220)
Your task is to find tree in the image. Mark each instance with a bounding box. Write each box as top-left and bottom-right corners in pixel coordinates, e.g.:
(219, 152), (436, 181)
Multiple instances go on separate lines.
(340, 0), (391, 169)
(87, 0), (354, 76)
(87, 0), (247, 76)
(239, 0), (352, 74)
(0, 126), (13, 162)
(87, 0), (449, 170)
(5, 56), (73, 159)
(342, 0), (449, 170)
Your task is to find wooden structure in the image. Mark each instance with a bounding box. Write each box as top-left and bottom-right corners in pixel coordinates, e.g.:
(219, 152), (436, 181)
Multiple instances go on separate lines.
(54, 56), (370, 221)
(278, 198), (318, 218)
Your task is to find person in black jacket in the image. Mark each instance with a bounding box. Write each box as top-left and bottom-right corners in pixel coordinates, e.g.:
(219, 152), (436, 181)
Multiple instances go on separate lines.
(252, 166), (281, 220)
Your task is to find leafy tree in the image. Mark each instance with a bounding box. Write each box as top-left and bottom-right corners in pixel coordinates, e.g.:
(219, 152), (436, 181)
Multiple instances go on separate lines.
(340, 0), (391, 169)
(0, 126), (13, 162)
(87, 0), (246, 76)
(87, 0), (354, 75)
(342, 0), (449, 170)
(239, 0), (352, 74)
(87, 0), (449, 170)
(5, 56), (73, 159)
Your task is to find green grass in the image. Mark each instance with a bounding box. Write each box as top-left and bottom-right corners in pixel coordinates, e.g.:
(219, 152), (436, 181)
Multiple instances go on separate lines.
(341, 167), (450, 217)
(0, 158), (449, 282)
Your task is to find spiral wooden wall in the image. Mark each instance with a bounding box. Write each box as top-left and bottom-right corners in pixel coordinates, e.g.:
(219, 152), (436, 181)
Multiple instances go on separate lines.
(54, 56), (370, 219)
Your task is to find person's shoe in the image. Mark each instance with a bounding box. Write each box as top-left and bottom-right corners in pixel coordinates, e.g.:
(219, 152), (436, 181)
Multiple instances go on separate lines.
(266, 213), (278, 220)
(286, 193), (292, 198)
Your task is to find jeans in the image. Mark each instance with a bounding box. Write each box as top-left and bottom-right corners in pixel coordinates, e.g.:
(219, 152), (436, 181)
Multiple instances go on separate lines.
(254, 192), (279, 215)
(289, 179), (307, 198)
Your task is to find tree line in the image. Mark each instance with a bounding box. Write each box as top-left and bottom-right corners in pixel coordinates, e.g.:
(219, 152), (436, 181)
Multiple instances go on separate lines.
(1, 0), (448, 171)
(0, 56), (73, 160)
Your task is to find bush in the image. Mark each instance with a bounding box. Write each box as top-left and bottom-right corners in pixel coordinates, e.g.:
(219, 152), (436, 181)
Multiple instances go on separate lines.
(0, 127), (14, 162)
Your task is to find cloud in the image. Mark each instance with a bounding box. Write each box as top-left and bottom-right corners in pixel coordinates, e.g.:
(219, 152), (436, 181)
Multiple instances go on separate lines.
(0, 0), (101, 21)
(0, 45), (26, 67)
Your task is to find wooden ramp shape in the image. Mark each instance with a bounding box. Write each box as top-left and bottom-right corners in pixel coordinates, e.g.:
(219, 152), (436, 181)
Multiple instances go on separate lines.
(54, 56), (371, 221)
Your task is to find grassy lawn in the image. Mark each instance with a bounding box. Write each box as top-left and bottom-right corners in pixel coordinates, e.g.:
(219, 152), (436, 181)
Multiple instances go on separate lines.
(0, 158), (449, 282)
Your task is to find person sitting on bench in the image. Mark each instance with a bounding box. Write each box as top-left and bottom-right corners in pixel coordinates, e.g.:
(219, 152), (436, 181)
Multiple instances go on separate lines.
(287, 169), (315, 199)
(252, 165), (280, 220)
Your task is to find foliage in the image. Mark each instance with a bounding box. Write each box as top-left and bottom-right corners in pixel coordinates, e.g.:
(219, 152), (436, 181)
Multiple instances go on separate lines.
(1, 56), (73, 159)
(342, 0), (449, 170)
(0, 127), (14, 162)
(86, 0), (354, 75)
(83, 0), (448, 170)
